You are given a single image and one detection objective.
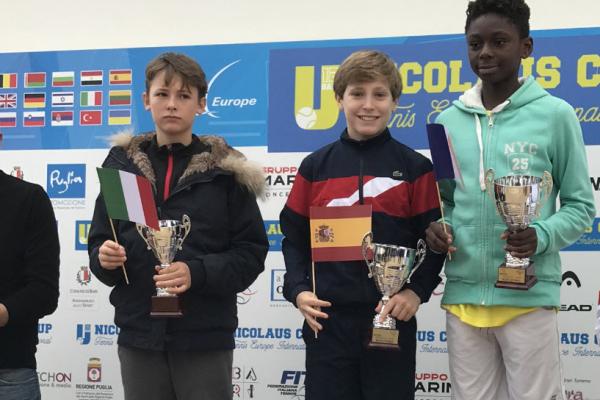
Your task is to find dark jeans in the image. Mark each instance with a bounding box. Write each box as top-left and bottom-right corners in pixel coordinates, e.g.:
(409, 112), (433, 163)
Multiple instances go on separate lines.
(118, 345), (233, 400)
(0, 368), (41, 400)
(303, 306), (416, 400)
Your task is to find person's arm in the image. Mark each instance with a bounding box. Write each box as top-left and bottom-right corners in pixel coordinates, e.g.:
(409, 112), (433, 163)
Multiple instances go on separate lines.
(279, 158), (332, 332)
(186, 179), (268, 295)
(281, 208), (313, 307)
(88, 150), (130, 286)
(402, 164), (446, 305)
(530, 101), (596, 254)
(280, 158), (314, 307)
(88, 193), (129, 286)
(2, 185), (59, 325)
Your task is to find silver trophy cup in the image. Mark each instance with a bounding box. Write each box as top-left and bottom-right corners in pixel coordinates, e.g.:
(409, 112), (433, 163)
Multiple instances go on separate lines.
(361, 232), (426, 349)
(136, 215), (191, 317)
(485, 170), (553, 290)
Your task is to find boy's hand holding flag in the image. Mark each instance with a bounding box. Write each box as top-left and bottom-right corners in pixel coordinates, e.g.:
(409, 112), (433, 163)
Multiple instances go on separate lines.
(307, 204), (372, 337)
(96, 167), (160, 283)
(426, 123), (462, 257)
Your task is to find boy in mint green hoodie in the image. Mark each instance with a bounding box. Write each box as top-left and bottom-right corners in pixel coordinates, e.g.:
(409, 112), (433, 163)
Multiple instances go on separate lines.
(426, 0), (595, 399)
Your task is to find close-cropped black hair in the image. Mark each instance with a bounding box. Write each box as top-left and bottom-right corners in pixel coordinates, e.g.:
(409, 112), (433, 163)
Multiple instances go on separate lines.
(465, 0), (530, 38)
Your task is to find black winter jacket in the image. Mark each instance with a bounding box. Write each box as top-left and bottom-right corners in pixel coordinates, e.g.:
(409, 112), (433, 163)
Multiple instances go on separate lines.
(0, 170), (60, 368)
(281, 129), (445, 309)
(88, 133), (268, 351)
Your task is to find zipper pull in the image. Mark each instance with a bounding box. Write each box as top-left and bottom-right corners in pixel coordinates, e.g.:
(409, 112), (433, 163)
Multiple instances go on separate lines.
(486, 111), (494, 128)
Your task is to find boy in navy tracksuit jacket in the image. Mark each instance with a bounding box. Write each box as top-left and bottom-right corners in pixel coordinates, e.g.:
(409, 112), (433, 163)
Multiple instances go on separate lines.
(280, 50), (445, 400)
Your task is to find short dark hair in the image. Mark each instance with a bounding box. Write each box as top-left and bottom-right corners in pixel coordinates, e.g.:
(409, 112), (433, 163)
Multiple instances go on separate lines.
(333, 50), (402, 101)
(465, 0), (530, 38)
(145, 52), (208, 98)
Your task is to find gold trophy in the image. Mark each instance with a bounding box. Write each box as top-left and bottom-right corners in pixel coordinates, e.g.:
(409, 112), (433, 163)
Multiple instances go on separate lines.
(361, 232), (426, 350)
(485, 170), (553, 290)
(137, 215), (191, 317)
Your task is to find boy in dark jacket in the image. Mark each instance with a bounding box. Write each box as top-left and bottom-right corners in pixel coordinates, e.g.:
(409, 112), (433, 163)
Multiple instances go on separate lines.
(280, 50), (445, 400)
(88, 52), (268, 400)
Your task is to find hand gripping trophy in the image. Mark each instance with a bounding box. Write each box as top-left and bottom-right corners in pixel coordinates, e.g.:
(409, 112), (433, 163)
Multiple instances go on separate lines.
(137, 215), (191, 317)
(361, 232), (426, 350)
(485, 170), (553, 290)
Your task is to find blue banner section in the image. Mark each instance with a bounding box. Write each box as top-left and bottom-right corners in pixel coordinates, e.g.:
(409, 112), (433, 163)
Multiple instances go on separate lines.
(75, 220), (91, 251)
(46, 163), (86, 198)
(0, 45), (270, 149)
(269, 30), (600, 152)
(0, 28), (598, 150)
(563, 218), (600, 251)
(265, 220), (283, 252)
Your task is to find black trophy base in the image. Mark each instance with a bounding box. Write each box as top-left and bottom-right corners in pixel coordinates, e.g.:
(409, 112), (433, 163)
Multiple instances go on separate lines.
(495, 262), (538, 290)
(151, 295), (183, 318)
(366, 327), (401, 351)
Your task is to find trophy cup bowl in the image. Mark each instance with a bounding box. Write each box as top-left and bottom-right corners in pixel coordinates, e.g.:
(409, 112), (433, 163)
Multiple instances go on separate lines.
(485, 170), (552, 290)
(136, 215), (191, 317)
(361, 232), (426, 350)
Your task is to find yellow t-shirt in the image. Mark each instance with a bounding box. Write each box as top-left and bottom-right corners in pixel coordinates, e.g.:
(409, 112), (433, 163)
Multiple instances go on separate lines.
(443, 304), (537, 328)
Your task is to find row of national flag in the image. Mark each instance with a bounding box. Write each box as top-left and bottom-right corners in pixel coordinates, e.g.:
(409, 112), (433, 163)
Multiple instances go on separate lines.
(0, 90), (132, 109)
(0, 110), (131, 127)
(0, 70), (132, 89)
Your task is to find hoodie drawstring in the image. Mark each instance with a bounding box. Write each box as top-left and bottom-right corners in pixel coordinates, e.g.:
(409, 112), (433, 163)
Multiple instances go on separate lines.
(474, 114), (486, 191)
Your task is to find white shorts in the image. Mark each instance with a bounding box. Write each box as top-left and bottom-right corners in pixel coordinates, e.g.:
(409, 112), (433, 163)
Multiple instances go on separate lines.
(446, 308), (564, 400)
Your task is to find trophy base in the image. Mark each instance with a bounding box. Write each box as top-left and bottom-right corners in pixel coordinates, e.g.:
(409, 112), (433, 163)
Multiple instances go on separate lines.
(366, 327), (401, 351)
(151, 295), (183, 318)
(495, 263), (537, 290)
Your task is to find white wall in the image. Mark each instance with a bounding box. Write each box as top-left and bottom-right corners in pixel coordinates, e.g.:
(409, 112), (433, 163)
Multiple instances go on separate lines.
(4, 0), (599, 53)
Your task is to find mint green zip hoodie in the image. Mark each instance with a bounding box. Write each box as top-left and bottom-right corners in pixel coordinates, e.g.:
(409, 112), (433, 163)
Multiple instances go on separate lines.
(436, 76), (595, 308)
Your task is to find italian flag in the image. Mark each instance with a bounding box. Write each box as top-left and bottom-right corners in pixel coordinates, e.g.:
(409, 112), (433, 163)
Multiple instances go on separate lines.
(96, 167), (159, 230)
(81, 91), (102, 106)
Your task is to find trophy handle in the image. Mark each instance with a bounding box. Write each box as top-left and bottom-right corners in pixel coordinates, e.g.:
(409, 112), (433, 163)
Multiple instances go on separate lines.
(536, 171), (553, 217)
(407, 239), (427, 282)
(361, 231), (374, 278)
(136, 223), (153, 250)
(484, 169), (496, 202)
(176, 214), (192, 250)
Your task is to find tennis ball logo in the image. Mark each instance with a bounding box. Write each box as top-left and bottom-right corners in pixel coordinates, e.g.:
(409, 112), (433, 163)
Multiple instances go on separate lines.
(295, 107), (318, 129)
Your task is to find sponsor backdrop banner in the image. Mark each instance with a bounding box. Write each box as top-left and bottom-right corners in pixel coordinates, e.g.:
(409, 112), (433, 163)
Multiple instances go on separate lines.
(0, 28), (598, 400)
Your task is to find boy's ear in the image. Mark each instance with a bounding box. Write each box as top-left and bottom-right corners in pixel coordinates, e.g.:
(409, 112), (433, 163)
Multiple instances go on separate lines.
(142, 92), (150, 110)
(336, 95), (344, 111)
(521, 37), (533, 59)
(197, 97), (207, 114)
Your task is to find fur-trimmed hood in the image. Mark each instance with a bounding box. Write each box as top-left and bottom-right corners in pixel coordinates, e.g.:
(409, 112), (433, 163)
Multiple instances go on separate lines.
(110, 131), (265, 197)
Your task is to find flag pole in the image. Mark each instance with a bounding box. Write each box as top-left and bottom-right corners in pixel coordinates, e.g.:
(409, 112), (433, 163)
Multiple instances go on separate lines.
(108, 218), (130, 285)
(312, 261), (318, 339)
(435, 182), (451, 261)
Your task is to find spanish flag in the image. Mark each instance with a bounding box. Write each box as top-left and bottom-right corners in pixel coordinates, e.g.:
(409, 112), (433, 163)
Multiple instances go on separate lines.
(109, 69), (132, 85)
(309, 205), (372, 262)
